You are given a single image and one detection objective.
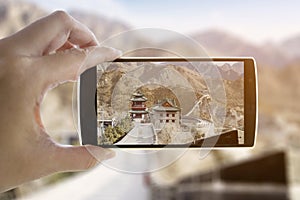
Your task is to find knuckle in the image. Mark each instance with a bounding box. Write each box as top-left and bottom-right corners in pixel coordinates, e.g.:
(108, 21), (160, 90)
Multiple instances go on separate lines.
(52, 10), (72, 25)
(52, 10), (69, 19)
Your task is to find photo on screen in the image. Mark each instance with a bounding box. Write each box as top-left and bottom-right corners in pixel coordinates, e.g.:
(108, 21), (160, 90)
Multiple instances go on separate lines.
(96, 61), (244, 146)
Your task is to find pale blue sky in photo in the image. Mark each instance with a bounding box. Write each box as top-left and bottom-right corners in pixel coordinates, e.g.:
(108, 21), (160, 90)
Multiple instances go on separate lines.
(24, 0), (300, 44)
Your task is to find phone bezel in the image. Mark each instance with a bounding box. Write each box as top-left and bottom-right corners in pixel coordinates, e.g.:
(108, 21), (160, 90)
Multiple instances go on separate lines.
(79, 57), (257, 148)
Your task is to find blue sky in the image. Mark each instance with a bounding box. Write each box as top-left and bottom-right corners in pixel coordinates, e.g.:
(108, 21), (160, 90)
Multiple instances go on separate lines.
(24, 0), (300, 44)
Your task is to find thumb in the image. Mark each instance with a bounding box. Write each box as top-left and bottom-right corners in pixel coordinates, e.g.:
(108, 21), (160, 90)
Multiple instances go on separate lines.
(78, 46), (122, 75)
(53, 145), (115, 172)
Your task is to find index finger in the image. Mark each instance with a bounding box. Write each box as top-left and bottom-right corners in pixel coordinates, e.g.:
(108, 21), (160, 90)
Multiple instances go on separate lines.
(11, 11), (98, 56)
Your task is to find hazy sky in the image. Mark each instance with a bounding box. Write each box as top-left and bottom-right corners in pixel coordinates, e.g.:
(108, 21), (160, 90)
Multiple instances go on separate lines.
(25, 0), (300, 44)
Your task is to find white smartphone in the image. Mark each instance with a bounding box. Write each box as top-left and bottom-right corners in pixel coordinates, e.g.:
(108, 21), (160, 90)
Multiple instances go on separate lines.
(78, 57), (257, 148)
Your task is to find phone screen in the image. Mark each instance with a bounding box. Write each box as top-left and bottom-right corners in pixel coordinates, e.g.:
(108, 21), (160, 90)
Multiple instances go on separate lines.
(96, 59), (245, 147)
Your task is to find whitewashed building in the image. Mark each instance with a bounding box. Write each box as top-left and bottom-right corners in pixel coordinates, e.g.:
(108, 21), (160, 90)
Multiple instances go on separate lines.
(151, 99), (181, 130)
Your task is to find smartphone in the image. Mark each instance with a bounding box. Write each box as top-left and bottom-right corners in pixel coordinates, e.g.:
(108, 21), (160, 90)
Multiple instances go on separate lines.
(78, 57), (257, 148)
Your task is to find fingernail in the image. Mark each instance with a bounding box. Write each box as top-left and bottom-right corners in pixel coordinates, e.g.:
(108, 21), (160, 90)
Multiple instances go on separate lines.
(103, 149), (116, 159)
(100, 46), (122, 60)
(84, 46), (122, 69)
(114, 49), (122, 56)
(86, 145), (115, 161)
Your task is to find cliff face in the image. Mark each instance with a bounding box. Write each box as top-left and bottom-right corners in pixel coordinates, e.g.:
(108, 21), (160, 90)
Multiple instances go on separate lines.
(97, 61), (244, 130)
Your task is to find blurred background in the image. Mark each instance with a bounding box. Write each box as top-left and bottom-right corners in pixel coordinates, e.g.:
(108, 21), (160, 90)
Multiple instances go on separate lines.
(0, 0), (299, 199)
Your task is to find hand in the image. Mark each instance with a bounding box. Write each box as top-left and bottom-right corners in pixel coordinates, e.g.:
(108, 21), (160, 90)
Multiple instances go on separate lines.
(0, 11), (120, 192)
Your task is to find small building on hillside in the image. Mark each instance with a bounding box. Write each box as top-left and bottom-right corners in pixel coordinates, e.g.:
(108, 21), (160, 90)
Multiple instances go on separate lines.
(129, 91), (149, 122)
(151, 99), (181, 130)
(97, 118), (116, 138)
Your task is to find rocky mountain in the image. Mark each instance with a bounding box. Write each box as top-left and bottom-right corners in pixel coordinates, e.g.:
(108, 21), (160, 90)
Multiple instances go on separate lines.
(217, 63), (243, 81)
(168, 61), (244, 81)
(232, 62), (244, 75)
(190, 29), (291, 68)
(97, 62), (206, 113)
(219, 68), (241, 81)
(97, 61), (244, 128)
